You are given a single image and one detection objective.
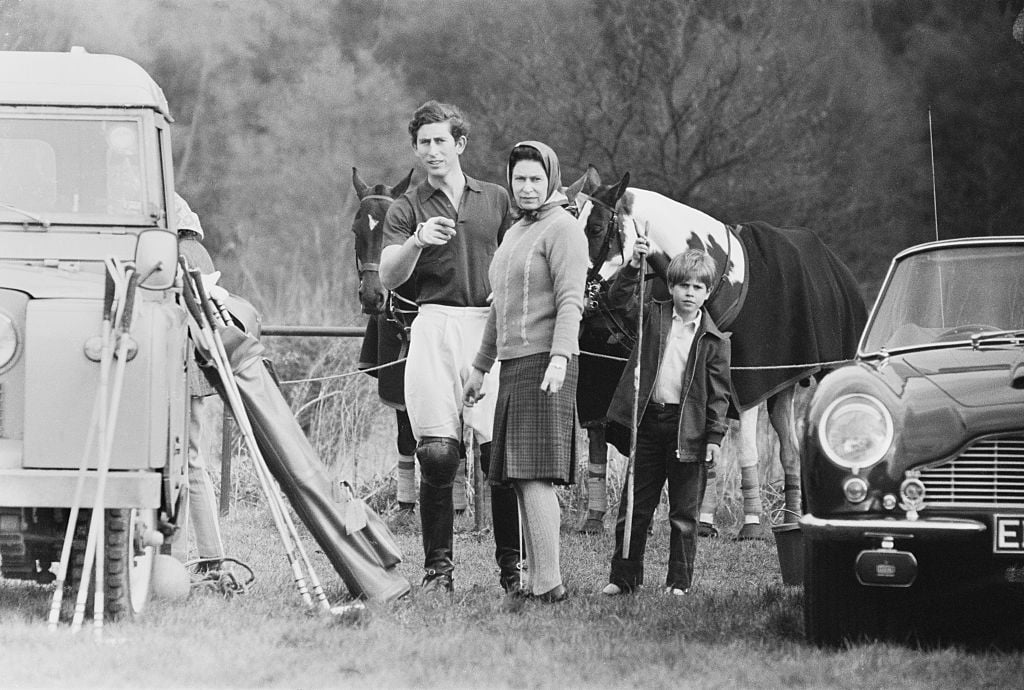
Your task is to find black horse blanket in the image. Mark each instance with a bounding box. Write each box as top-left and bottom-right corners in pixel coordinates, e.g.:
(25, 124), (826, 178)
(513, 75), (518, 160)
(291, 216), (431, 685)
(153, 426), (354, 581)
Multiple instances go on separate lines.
(725, 221), (867, 411)
(357, 314), (407, 409)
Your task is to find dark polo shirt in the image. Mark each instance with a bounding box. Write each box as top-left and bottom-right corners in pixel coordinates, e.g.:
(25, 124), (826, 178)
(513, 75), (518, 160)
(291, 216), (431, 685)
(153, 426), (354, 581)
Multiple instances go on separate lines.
(382, 174), (512, 307)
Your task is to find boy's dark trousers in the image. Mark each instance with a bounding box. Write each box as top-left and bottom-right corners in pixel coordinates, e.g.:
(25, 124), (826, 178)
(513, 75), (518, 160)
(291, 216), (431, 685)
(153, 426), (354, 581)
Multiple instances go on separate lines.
(610, 403), (708, 591)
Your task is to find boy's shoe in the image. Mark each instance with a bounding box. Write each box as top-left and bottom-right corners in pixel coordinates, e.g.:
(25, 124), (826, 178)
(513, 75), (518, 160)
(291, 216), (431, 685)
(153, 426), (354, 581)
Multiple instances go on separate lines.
(601, 583), (623, 595)
(663, 586), (689, 596)
(698, 521), (718, 538)
(420, 570), (454, 595)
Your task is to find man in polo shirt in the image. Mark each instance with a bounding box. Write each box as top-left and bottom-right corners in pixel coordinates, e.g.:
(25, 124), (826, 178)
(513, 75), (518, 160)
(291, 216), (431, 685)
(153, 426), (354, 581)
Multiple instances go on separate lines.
(380, 100), (520, 595)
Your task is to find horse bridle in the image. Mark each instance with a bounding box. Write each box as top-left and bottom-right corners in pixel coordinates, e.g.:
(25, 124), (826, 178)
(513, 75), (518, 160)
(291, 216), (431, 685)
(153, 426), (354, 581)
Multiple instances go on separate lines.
(355, 193), (420, 337)
(582, 194), (624, 287)
(354, 193), (395, 278)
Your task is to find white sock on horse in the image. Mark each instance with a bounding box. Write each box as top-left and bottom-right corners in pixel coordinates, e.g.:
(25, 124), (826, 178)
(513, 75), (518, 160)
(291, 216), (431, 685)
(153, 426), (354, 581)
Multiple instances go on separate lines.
(396, 454), (417, 506)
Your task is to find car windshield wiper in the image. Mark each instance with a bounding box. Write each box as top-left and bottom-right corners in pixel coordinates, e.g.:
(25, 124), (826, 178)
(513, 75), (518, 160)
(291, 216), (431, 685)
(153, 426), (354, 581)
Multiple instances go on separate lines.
(862, 330), (1024, 361)
(970, 329), (1024, 348)
(0, 201), (50, 229)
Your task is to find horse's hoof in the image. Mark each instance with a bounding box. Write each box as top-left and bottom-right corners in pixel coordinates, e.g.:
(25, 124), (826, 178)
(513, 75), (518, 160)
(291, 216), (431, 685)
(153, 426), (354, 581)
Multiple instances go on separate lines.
(386, 507), (419, 534)
(578, 518), (606, 535)
(735, 522), (767, 541)
(698, 522), (719, 538)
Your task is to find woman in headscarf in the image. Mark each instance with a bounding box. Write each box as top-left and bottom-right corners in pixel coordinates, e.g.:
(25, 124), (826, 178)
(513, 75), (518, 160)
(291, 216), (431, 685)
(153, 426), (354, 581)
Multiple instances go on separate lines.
(463, 141), (588, 603)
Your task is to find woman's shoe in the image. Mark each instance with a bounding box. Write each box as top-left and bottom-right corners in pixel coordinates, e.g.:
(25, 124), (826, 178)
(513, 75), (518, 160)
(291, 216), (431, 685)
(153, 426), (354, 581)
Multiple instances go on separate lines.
(534, 583), (568, 603)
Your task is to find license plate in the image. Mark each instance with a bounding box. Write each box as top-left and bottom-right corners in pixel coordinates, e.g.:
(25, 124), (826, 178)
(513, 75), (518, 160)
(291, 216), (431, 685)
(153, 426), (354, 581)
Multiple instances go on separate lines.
(993, 515), (1024, 553)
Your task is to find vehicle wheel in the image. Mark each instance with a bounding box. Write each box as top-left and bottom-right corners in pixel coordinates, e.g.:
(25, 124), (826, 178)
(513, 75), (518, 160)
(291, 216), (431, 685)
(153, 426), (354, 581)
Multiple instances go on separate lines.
(803, 539), (909, 646)
(69, 508), (157, 622)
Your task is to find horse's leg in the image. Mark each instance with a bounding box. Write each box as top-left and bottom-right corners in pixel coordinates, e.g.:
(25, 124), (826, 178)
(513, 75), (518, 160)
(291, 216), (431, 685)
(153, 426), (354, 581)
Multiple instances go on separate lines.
(578, 423), (608, 534)
(735, 405), (765, 539)
(767, 385), (802, 521)
(388, 408), (419, 532)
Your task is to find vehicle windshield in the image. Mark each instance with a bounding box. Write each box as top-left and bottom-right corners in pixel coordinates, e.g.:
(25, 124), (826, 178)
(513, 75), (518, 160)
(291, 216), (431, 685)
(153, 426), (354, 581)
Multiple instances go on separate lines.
(0, 114), (162, 226)
(862, 244), (1024, 353)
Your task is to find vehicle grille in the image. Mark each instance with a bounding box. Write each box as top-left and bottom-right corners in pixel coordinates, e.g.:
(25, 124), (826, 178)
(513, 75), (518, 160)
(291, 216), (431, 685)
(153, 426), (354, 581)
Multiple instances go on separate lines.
(919, 436), (1024, 508)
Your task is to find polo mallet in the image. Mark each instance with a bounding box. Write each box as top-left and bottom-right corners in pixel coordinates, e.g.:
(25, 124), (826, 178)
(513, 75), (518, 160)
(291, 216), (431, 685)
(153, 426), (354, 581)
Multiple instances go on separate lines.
(180, 261), (333, 613)
(198, 275), (337, 613)
(47, 262), (121, 630)
(621, 238), (646, 557)
(204, 285), (351, 614)
(71, 266), (138, 634)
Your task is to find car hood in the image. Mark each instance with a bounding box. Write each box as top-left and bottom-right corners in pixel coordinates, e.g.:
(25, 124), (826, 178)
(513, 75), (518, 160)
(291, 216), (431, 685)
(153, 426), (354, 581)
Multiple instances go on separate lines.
(896, 347), (1024, 407)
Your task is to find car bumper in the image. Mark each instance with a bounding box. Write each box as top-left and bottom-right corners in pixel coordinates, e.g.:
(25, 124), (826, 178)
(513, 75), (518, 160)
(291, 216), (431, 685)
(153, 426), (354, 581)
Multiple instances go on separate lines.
(0, 469), (161, 508)
(800, 513), (987, 542)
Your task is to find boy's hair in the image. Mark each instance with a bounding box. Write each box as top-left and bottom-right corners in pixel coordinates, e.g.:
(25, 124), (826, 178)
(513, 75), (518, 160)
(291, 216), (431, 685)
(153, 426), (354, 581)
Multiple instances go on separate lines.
(408, 100), (470, 144)
(666, 249), (719, 290)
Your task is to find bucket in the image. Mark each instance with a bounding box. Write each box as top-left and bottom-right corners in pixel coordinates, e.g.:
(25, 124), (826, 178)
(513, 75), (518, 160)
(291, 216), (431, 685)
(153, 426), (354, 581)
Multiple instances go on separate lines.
(772, 523), (804, 586)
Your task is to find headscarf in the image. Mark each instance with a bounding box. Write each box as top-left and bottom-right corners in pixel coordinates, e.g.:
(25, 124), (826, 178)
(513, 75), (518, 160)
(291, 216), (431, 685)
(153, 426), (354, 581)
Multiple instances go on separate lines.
(507, 140), (568, 220)
(174, 192), (204, 238)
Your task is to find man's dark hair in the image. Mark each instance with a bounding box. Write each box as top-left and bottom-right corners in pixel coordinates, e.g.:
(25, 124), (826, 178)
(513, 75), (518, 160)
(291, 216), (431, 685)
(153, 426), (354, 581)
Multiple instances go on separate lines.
(408, 100), (470, 144)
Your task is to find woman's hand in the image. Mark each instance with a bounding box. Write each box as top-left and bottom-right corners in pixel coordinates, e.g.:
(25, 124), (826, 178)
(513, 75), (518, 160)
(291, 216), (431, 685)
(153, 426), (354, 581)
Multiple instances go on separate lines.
(629, 234), (650, 268)
(540, 356), (568, 396)
(705, 443), (721, 468)
(463, 368), (487, 407)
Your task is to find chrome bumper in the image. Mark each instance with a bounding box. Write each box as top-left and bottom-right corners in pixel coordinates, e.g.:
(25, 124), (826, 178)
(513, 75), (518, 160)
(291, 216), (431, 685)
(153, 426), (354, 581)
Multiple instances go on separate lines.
(800, 513), (987, 541)
(0, 469), (161, 508)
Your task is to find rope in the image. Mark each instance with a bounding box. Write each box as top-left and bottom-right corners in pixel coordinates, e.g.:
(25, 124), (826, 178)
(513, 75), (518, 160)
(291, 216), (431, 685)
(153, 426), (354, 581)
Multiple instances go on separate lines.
(282, 350), (854, 387)
(279, 358), (406, 385)
(186, 556), (255, 598)
(580, 348), (854, 370)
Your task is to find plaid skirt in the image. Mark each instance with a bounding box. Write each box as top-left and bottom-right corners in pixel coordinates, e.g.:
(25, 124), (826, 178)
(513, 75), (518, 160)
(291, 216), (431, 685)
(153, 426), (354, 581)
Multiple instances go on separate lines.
(489, 352), (578, 485)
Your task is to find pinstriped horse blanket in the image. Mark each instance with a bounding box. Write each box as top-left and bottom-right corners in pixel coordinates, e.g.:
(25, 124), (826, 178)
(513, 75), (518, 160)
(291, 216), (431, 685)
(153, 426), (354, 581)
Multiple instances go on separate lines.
(726, 221), (867, 410)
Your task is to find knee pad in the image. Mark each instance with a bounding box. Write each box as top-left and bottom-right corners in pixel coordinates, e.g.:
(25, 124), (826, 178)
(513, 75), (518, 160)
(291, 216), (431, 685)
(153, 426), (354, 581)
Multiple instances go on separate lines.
(416, 436), (461, 488)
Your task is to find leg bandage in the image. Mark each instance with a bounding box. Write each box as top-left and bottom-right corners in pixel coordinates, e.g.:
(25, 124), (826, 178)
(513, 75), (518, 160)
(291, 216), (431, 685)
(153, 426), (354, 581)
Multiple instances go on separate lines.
(396, 454), (417, 506)
(740, 464), (762, 518)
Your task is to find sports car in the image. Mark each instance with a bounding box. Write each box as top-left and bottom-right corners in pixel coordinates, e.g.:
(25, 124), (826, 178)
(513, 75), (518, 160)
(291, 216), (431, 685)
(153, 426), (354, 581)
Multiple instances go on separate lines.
(800, 236), (1024, 646)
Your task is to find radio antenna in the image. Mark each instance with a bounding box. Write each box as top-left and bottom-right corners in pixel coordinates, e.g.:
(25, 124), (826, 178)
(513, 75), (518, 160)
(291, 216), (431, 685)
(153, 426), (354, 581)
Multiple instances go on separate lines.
(928, 107), (939, 242)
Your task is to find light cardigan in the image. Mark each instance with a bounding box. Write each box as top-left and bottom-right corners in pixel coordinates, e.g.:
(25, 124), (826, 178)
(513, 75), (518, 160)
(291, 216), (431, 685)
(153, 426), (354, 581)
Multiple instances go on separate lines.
(473, 201), (588, 372)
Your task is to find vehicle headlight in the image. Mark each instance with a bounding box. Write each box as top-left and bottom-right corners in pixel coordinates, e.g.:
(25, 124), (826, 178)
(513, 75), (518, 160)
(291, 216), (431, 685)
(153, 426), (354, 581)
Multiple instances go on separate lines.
(0, 313), (17, 372)
(818, 393), (894, 470)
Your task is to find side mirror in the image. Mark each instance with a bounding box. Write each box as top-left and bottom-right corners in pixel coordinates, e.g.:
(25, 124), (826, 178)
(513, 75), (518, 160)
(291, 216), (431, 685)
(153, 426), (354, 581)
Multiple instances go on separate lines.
(135, 228), (178, 290)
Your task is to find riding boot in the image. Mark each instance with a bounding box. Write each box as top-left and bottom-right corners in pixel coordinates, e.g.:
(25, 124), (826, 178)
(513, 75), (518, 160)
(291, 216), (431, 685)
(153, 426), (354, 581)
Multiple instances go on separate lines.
(419, 481), (454, 578)
(416, 437), (460, 580)
(479, 443), (522, 591)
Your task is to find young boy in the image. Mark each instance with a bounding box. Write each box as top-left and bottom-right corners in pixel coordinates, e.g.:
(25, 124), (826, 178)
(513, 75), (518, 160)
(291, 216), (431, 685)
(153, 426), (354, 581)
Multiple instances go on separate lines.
(601, 238), (732, 596)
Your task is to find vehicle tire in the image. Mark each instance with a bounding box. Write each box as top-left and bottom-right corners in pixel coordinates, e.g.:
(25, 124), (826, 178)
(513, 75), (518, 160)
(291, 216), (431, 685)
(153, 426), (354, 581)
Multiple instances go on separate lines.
(69, 508), (157, 622)
(803, 539), (909, 646)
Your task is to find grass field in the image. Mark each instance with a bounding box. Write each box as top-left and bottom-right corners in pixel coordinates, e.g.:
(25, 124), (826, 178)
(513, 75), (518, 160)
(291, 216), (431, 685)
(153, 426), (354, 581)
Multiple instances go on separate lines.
(1, 500), (1023, 689)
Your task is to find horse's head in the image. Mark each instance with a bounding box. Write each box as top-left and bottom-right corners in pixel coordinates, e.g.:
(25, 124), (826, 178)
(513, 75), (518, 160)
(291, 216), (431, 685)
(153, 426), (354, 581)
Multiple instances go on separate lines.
(565, 165), (631, 280)
(351, 167), (413, 315)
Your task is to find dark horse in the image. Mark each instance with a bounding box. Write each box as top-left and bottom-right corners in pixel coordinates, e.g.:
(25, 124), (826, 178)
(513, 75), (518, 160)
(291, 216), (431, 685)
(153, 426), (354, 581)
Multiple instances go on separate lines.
(350, 167), (419, 522)
(568, 166), (867, 537)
